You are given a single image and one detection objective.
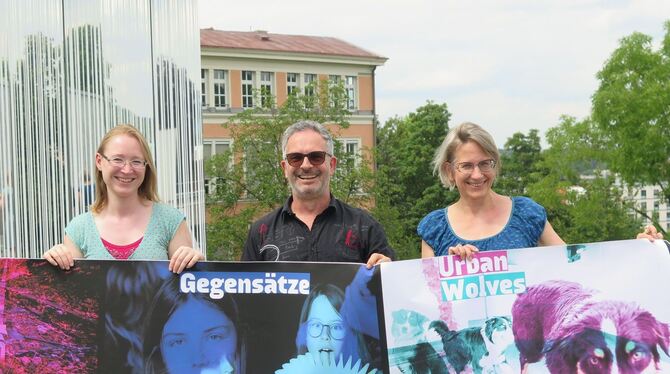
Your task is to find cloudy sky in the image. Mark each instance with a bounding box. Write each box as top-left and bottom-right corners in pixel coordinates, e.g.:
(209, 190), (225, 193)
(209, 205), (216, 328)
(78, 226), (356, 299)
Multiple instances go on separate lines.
(198, 0), (669, 147)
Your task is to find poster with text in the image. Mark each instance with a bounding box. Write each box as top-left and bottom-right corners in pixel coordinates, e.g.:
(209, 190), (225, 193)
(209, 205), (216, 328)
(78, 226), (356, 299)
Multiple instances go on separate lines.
(0, 259), (384, 373)
(380, 239), (670, 374)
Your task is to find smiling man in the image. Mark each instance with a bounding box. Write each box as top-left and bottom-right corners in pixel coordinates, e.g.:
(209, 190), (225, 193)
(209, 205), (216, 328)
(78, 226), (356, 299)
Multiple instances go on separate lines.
(241, 120), (394, 267)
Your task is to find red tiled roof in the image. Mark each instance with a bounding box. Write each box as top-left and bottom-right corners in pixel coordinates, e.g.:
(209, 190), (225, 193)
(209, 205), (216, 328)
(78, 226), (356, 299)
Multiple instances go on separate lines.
(200, 29), (385, 60)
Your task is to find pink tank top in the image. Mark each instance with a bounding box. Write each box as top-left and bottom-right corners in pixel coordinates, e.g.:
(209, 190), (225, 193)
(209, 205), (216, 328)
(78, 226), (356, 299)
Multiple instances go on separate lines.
(101, 237), (143, 260)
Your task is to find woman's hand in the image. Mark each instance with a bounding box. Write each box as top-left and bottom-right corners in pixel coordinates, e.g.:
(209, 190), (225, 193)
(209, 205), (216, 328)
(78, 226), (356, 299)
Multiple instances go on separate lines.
(448, 244), (479, 261)
(43, 237), (82, 270)
(44, 244), (75, 270)
(168, 246), (204, 274)
(637, 225), (663, 241)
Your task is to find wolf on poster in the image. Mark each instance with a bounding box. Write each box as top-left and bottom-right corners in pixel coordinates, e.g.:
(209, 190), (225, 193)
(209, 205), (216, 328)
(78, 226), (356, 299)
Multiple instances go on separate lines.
(0, 259), (384, 373)
(380, 239), (670, 374)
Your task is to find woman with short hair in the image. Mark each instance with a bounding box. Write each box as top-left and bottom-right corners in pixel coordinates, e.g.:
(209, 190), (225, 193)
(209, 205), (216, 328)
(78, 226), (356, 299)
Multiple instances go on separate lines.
(419, 122), (564, 259)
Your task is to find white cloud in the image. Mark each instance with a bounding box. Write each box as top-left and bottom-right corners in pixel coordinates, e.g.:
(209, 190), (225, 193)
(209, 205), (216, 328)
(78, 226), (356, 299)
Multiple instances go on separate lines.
(199, 0), (670, 147)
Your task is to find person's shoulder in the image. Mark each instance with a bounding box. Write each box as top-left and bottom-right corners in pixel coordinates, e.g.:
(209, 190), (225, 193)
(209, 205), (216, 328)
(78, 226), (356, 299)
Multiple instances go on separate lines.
(419, 208), (446, 225)
(153, 202), (181, 214)
(250, 205), (284, 227)
(333, 198), (377, 221)
(512, 196), (543, 209)
(511, 196), (546, 219)
(68, 211), (92, 227)
(65, 211), (93, 238)
(150, 203), (186, 232)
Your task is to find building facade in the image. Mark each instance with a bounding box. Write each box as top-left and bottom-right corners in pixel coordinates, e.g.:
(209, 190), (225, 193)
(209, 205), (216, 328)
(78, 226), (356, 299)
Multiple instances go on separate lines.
(626, 185), (670, 232)
(199, 29), (387, 188)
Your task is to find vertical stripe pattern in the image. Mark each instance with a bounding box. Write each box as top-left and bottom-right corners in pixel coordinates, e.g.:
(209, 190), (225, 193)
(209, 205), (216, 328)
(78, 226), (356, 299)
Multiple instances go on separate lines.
(0, 0), (205, 258)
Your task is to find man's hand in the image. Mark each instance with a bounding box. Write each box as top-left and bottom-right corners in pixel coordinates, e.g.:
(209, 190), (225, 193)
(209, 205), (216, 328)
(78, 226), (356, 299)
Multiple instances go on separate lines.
(366, 253), (391, 269)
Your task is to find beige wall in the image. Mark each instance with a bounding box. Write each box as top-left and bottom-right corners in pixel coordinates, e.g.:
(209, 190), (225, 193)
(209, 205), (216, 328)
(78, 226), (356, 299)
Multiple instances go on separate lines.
(275, 71), (287, 106)
(203, 123), (232, 138)
(358, 75), (373, 112)
(326, 123), (374, 152)
(229, 69), (241, 108)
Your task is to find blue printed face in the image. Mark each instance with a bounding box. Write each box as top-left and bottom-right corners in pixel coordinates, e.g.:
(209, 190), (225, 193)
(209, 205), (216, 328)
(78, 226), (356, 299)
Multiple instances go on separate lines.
(160, 298), (237, 374)
(305, 295), (347, 364)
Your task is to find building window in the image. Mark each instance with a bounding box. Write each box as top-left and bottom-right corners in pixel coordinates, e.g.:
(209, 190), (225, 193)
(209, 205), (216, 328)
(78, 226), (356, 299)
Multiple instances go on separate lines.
(213, 69), (227, 108)
(304, 73), (316, 97)
(654, 201), (660, 211)
(339, 138), (361, 167)
(641, 190), (647, 198)
(260, 71), (274, 107)
(345, 76), (357, 110)
(666, 211), (670, 220)
(329, 75), (341, 84)
(654, 189), (660, 199)
(201, 69), (207, 107)
(203, 139), (232, 195)
(242, 70), (254, 108)
(287, 73), (298, 96)
(640, 202), (647, 212)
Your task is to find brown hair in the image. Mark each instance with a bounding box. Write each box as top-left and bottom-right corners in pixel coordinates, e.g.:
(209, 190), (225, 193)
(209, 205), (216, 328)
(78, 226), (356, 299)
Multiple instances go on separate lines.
(91, 124), (159, 213)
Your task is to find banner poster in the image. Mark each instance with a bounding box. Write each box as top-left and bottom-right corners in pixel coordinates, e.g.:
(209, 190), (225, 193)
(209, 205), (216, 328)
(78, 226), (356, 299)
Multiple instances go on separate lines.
(380, 239), (670, 374)
(0, 260), (385, 373)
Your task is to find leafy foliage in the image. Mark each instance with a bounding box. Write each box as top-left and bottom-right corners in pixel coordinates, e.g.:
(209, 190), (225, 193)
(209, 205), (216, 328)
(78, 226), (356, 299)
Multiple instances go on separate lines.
(496, 129), (543, 196)
(527, 116), (642, 243)
(592, 21), (670, 235)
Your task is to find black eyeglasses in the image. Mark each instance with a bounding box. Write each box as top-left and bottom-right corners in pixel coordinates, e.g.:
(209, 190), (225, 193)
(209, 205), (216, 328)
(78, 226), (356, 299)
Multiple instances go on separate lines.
(285, 151), (331, 167)
(306, 319), (346, 340)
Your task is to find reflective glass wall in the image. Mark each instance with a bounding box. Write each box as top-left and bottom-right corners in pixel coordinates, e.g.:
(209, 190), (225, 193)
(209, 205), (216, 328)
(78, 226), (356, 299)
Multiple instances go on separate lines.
(0, 0), (205, 258)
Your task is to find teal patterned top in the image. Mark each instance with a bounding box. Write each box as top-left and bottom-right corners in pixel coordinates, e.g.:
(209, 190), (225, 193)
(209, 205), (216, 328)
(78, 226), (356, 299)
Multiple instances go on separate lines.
(65, 202), (185, 260)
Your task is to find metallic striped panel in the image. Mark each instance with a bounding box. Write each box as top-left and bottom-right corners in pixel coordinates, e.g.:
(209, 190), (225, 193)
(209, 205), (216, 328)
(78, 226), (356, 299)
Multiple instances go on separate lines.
(0, 0), (205, 258)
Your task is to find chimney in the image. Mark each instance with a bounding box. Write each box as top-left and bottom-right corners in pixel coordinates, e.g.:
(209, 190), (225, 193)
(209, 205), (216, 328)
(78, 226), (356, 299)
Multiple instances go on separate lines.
(255, 30), (270, 41)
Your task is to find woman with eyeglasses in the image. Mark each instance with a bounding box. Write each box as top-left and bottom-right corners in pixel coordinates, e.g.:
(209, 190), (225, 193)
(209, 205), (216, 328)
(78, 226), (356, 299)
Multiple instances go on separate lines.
(43, 124), (203, 273)
(277, 283), (373, 373)
(418, 122), (565, 259)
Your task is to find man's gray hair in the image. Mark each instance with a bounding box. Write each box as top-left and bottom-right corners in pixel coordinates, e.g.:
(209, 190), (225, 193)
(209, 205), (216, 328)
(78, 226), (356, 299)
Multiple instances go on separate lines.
(281, 120), (335, 158)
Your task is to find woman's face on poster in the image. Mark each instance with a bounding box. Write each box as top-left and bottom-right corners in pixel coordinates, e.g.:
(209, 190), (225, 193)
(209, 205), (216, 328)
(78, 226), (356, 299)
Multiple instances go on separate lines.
(305, 295), (347, 364)
(160, 297), (237, 373)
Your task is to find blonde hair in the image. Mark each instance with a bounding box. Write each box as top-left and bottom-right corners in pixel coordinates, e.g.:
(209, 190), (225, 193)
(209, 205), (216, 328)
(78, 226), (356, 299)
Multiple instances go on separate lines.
(433, 122), (501, 188)
(91, 124), (159, 213)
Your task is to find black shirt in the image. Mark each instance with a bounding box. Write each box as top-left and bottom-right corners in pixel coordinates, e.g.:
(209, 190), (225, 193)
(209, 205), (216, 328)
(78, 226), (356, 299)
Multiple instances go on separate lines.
(242, 195), (395, 262)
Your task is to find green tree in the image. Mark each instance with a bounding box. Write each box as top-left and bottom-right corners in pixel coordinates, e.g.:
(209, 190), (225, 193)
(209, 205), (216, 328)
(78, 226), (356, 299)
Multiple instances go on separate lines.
(372, 102), (458, 259)
(528, 116), (642, 243)
(205, 81), (374, 260)
(592, 20), (670, 235)
(496, 129), (542, 196)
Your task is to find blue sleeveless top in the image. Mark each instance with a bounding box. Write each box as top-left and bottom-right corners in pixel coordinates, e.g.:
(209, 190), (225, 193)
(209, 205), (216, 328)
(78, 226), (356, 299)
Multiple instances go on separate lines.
(417, 196), (547, 256)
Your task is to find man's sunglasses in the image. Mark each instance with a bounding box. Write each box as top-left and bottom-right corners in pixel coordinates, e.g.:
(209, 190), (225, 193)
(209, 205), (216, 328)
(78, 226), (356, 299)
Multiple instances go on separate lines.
(285, 151), (331, 167)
